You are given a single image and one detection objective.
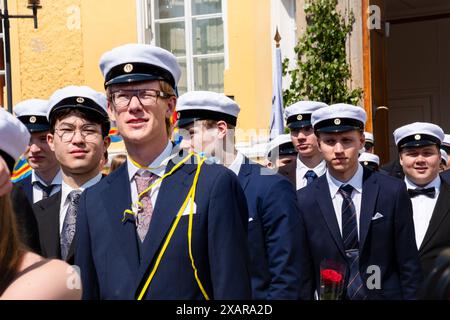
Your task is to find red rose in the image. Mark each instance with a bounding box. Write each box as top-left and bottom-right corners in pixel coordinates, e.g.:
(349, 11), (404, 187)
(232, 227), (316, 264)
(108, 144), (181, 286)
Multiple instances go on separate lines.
(321, 269), (343, 284)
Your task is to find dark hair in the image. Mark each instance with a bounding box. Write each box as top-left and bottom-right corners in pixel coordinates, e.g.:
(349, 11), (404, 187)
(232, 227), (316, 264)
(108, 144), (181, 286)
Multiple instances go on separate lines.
(49, 108), (110, 138)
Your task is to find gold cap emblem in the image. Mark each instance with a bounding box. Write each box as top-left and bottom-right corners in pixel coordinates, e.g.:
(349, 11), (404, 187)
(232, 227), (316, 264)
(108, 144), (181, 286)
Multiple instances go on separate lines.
(334, 118), (341, 125)
(29, 116), (36, 123)
(124, 63), (133, 73)
(76, 97), (85, 104)
(414, 134), (421, 140)
(364, 161), (368, 166)
(297, 114), (303, 120)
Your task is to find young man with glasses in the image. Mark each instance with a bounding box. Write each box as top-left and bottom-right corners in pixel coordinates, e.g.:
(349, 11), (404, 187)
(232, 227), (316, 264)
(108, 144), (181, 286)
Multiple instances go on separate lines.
(33, 85), (110, 265)
(75, 44), (251, 300)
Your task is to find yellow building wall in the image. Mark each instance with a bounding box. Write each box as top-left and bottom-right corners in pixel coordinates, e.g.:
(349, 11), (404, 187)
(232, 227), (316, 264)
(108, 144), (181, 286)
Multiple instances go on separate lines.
(225, 0), (272, 143)
(8, 0), (273, 146)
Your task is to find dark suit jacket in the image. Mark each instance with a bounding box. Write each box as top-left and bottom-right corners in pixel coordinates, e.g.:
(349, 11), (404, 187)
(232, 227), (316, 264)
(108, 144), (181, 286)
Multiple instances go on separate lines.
(10, 184), (41, 254)
(75, 157), (252, 300)
(418, 179), (450, 277)
(238, 157), (302, 299)
(440, 169), (450, 184)
(297, 168), (422, 300)
(14, 175), (33, 203)
(33, 192), (76, 265)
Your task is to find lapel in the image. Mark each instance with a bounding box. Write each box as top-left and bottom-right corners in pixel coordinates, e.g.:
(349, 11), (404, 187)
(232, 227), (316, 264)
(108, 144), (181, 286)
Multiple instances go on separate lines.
(35, 192), (62, 258)
(237, 156), (253, 191)
(20, 175), (33, 203)
(135, 156), (197, 288)
(359, 169), (380, 251)
(419, 179), (450, 253)
(316, 176), (346, 256)
(103, 164), (140, 273)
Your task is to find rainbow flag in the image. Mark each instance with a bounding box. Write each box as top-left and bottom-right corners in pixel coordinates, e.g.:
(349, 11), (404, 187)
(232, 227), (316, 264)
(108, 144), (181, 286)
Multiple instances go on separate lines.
(109, 126), (123, 143)
(11, 156), (32, 183)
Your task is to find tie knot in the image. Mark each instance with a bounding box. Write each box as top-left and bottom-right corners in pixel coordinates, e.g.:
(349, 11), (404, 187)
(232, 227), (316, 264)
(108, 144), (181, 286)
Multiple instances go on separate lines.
(305, 170), (317, 179)
(33, 181), (55, 195)
(135, 170), (155, 182)
(339, 184), (354, 198)
(68, 190), (81, 204)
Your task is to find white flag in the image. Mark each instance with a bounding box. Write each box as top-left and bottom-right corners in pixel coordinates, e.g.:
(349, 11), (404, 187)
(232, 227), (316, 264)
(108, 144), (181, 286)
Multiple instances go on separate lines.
(270, 46), (284, 140)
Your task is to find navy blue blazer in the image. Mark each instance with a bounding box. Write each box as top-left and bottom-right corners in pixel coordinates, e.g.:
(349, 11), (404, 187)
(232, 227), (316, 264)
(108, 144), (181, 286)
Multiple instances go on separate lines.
(297, 168), (422, 300)
(75, 156), (252, 300)
(14, 175), (33, 203)
(238, 157), (302, 299)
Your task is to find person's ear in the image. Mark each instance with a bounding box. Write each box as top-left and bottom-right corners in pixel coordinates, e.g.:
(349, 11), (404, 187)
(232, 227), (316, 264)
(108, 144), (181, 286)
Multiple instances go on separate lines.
(216, 120), (228, 140)
(166, 96), (177, 118)
(47, 132), (55, 152)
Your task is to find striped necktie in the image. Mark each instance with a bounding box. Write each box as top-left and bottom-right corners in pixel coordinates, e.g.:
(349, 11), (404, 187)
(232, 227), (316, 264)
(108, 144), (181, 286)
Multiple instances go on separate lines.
(339, 184), (367, 300)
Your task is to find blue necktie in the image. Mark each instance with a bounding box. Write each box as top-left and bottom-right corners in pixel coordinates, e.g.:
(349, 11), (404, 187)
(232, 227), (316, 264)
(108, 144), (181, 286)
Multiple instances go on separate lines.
(60, 190), (81, 260)
(33, 181), (55, 199)
(339, 184), (366, 300)
(305, 170), (318, 185)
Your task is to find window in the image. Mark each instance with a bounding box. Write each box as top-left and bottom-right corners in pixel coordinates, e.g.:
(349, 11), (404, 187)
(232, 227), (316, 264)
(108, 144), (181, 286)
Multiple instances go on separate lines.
(140, 0), (226, 94)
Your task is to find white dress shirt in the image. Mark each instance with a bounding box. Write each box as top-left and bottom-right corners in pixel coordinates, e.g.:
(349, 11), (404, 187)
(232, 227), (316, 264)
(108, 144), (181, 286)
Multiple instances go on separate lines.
(128, 141), (173, 213)
(326, 164), (364, 238)
(404, 175), (440, 249)
(59, 173), (102, 233)
(296, 157), (327, 190)
(31, 169), (62, 203)
(227, 152), (244, 176)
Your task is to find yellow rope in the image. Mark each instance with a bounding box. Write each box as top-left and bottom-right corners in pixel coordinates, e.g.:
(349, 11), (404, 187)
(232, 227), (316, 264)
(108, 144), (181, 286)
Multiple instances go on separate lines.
(136, 153), (209, 300)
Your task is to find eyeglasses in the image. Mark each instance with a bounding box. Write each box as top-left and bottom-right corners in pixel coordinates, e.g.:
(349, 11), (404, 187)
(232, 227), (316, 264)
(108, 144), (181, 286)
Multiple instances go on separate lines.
(109, 89), (173, 111)
(54, 127), (101, 143)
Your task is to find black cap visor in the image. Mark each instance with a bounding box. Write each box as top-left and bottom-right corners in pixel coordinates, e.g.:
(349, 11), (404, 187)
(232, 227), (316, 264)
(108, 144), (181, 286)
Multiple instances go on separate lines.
(314, 118), (364, 133)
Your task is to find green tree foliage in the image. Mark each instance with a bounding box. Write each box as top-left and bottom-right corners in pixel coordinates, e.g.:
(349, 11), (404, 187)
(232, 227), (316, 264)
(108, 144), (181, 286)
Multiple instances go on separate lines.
(283, 0), (363, 106)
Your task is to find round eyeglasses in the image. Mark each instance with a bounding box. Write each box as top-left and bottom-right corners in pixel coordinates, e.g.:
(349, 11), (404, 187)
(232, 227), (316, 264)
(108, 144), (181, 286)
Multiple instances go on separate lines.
(54, 127), (101, 143)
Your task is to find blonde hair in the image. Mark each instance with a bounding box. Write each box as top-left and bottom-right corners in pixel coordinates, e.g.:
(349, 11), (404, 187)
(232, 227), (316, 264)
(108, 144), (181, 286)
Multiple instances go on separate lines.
(0, 195), (24, 295)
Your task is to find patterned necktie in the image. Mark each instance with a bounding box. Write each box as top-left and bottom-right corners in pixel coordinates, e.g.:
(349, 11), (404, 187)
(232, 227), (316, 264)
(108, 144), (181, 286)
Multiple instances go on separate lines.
(135, 170), (157, 242)
(338, 184), (366, 300)
(304, 170), (318, 185)
(33, 181), (55, 199)
(407, 187), (435, 198)
(60, 190), (81, 260)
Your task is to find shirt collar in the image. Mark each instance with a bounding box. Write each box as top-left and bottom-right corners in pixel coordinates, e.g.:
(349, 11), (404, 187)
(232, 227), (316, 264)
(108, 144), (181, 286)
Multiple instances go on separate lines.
(61, 173), (102, 205)
(228, 152), (244, 176)
(326, 163), (364, 198)
(404, 175), (441, 191)
(127, 140), (173, 181)
(297, 157), (327, 177)
(32, 169), (63, 186)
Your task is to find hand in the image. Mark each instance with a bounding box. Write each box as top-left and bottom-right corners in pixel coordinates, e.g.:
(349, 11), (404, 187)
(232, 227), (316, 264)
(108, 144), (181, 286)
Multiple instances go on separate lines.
(0, 156), (13, 196)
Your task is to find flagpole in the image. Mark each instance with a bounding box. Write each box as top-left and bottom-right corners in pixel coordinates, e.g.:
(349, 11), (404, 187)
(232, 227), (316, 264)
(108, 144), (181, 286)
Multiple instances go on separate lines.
(269, 27), (285, 141)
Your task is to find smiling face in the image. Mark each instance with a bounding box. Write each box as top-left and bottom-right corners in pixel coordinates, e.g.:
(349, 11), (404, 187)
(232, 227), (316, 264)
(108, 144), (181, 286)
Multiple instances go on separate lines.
(318, 130), (365, 181)
(400, 145), (440, 186)
(289, 125), (320, 158)
(47, 114), (110, 177)
(25, 131), (59, 173)
(107, 80), (176, 147)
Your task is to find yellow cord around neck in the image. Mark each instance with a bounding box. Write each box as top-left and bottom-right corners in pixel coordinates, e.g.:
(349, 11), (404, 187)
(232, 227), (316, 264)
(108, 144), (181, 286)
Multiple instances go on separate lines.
(132, 152), (210, 300)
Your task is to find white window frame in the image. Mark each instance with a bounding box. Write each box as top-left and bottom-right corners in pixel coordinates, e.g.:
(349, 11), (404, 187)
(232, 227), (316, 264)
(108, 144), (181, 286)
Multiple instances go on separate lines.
(136, 0), (228, 92)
